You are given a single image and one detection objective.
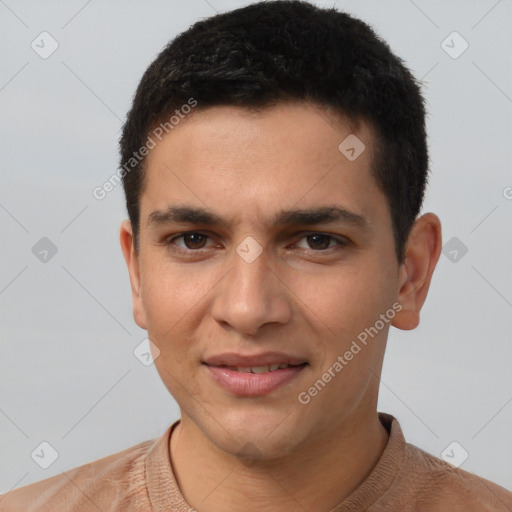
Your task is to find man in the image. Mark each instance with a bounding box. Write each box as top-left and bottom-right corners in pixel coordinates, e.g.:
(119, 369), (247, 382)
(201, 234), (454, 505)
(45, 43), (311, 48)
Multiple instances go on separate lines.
(1, 1), (511, 510)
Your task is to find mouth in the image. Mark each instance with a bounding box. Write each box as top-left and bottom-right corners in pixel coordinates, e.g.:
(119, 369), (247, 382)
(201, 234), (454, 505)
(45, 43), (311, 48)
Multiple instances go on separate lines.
(219, 363), (306, 373)
(202, 353), (308, 396)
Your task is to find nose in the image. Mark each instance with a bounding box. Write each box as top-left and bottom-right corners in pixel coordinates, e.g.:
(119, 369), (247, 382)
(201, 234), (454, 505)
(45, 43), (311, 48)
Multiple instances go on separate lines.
(210, 241), (293, 336)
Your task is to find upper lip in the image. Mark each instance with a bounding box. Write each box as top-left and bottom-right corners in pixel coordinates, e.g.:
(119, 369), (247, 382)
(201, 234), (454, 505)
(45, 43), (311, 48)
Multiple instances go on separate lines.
(203, 352), (308, 367)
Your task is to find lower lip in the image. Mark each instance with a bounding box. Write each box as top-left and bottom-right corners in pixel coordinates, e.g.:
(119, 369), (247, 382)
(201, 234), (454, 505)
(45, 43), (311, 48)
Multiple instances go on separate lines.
(204, 364), (307, 397)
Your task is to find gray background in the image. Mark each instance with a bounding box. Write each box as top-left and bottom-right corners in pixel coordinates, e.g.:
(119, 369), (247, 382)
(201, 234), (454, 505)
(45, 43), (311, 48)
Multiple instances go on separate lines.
(1, 0), (511, 494)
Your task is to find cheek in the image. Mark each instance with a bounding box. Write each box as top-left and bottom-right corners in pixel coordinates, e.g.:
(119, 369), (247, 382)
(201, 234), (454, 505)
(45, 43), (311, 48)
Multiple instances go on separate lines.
(141, 260), (203, 328)
(139, 266), (191, 363)
(139, 260), (222, 376)
(294, 263), (385, 340)
(143, 269), (204, 397)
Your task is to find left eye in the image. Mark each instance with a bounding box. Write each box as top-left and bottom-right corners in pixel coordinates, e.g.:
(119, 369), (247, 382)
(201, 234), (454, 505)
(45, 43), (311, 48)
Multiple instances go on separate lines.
(295, 234), (345, 251)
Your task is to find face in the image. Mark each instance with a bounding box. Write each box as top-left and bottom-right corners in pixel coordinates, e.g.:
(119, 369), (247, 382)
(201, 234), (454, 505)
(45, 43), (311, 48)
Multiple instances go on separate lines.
(122, 102), (408, 460)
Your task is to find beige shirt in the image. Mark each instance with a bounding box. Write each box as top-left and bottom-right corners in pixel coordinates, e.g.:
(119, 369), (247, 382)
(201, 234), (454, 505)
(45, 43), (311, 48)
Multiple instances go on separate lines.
(1, 412), (511, 511)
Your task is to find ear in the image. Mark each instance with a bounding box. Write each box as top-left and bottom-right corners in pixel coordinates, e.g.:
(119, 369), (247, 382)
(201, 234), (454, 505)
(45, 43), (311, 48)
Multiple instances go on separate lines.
(120, 220), (147, 330)
(392, 213), (442, 331)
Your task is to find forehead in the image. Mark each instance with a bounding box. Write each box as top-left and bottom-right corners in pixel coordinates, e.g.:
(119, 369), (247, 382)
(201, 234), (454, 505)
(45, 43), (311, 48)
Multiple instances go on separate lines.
(140, 102), (387, 230)
(147, 102), (372, 169)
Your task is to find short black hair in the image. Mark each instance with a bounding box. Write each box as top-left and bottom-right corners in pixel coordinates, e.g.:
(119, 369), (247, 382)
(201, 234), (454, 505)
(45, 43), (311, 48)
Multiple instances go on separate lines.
(119, 0), (429, 262)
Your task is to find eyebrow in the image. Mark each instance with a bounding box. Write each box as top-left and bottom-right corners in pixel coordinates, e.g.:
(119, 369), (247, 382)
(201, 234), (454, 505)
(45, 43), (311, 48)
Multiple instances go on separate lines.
(147, 205), (371, 231)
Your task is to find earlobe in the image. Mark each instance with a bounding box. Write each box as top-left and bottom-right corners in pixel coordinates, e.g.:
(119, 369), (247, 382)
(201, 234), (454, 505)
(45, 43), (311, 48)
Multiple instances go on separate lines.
(392, 308), (419, 330)
(119, 220), (147, 330)
(391, 213), (442, 331)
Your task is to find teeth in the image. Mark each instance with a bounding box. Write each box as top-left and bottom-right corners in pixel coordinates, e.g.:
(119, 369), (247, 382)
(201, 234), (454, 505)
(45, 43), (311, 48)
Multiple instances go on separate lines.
(233, 364), (292, 373)
(250, 365), (269, 373)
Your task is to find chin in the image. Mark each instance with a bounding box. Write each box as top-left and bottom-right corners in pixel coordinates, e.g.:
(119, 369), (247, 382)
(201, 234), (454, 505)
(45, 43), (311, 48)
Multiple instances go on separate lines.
(226, 432), (300, 464)
(206, 407), (307, 462)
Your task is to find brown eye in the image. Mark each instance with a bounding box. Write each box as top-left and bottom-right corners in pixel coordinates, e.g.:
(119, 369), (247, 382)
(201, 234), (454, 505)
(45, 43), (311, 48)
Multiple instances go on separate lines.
(294, 233), (349, 252)
(182, 233), (208, 249)
(164, 231), (217, 255)
(306, 234), (332, 250)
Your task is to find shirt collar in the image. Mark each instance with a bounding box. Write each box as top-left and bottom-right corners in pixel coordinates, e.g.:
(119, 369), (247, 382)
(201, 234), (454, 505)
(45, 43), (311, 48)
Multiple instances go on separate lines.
(144, 412), (405, 512)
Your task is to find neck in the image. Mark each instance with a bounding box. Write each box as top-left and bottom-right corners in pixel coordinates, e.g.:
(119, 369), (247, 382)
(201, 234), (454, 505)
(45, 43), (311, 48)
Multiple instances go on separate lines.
(169, 411), (389, 512)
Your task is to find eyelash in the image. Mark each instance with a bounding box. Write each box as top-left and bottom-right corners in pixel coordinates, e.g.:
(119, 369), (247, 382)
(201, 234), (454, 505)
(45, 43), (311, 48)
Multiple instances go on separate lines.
(163, 231), (350, 255)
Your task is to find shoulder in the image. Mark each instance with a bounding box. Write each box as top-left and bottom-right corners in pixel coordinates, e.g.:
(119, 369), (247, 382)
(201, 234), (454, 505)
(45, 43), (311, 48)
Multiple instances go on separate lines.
(401, 442), (512, 511)
(0, 438), (156, 512)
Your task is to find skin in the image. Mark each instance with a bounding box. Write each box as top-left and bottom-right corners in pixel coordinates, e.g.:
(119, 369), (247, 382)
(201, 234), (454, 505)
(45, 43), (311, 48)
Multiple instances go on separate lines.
(120, 101), (442, 511)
